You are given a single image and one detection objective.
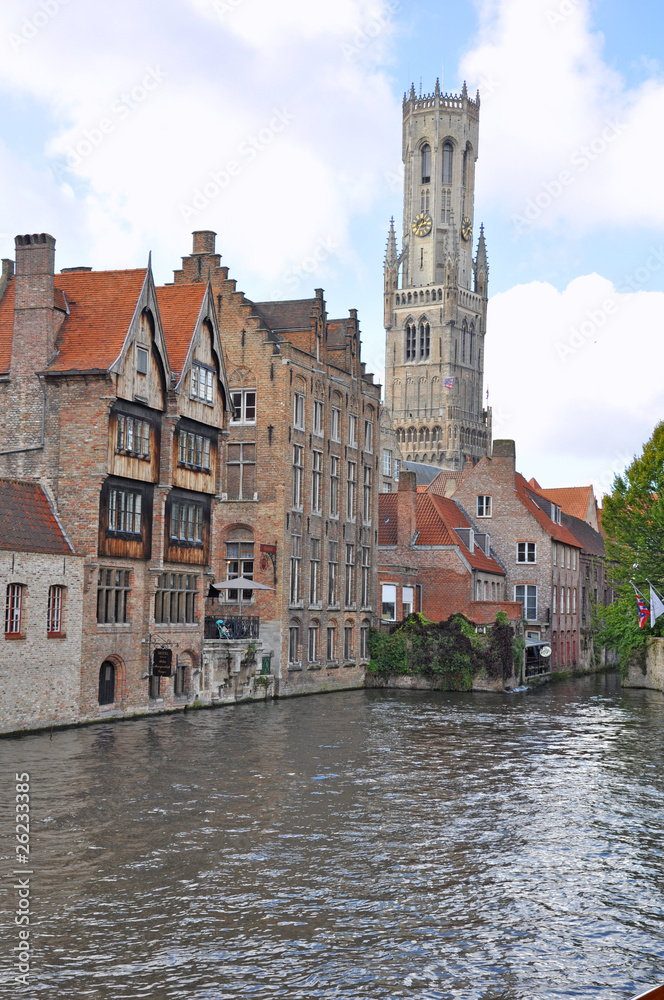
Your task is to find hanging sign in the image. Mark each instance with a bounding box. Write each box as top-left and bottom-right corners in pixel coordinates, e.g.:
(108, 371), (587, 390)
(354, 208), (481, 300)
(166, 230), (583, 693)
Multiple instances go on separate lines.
(153, 648), (173, 677)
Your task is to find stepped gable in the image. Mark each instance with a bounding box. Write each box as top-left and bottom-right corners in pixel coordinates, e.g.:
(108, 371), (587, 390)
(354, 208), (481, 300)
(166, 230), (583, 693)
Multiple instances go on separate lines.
(155, 283), (208, 378)
(0, 479), (73, 554)
(516, 474), (582, 547)
(48, 269), (147, 373)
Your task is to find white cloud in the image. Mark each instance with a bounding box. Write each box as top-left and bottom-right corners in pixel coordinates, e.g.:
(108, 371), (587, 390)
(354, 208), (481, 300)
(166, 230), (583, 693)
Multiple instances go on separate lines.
(485, 273), (664, 493)
(0, 0), (401, 284)
(460, 0), (664, 233)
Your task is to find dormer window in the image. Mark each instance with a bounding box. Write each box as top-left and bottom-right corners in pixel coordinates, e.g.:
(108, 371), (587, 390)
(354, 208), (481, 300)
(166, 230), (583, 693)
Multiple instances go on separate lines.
(191, 363), (214, 404)
(136, 346), (149, 375)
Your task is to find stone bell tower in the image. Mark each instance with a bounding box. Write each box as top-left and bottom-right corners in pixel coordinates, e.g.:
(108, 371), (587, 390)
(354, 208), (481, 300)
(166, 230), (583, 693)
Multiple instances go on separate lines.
(384, 80), (492, 471)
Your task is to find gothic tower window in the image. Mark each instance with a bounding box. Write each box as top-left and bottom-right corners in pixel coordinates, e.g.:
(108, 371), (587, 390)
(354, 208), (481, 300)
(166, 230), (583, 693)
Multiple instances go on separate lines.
(462, 148), (468, 187)
(419, 321), (430, 359)
(442, 141), (453, 185)
(406, 322), (416, 361)
(421, 144), (431, 184)
(462, 321), (467, 363)
(441, 188), (451, 225)
(469, 323), (475, 365)
(421, 189), (430, 212)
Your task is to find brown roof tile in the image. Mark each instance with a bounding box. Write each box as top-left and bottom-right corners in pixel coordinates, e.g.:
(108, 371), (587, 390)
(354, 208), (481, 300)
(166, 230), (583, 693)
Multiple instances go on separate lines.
(0, 480), (73, 554)
(251, 299), (315, 333)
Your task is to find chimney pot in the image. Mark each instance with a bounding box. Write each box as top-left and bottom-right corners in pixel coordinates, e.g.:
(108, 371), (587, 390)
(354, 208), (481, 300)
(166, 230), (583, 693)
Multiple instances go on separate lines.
(192, 230), (217, 254)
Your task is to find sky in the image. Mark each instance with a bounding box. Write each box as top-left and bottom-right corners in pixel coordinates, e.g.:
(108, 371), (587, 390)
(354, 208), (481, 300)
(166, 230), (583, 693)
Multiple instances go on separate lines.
(1, 0), (663, 496)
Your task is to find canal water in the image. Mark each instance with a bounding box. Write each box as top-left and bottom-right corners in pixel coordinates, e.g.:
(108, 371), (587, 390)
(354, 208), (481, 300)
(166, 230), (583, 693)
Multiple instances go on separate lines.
(1, 673), (663, 1000)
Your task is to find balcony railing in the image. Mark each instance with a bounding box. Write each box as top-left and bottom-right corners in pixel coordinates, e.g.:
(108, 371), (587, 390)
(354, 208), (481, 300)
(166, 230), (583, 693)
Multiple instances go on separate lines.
(204, 616), (260, 640)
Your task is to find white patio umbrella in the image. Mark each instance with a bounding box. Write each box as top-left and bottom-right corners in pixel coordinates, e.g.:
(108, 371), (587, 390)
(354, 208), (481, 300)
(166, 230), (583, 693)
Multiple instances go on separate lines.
(210, 577), (275, 620)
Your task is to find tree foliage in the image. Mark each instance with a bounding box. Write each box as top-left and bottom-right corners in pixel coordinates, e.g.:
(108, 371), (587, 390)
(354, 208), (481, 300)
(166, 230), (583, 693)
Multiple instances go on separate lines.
(596, 422), (664, 664)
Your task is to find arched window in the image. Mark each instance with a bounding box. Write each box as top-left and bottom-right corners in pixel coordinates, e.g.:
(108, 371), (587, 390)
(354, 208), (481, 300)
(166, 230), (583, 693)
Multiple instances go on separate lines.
(462, 321), (467, 364)
(98, 660), (116, 705)
(419, 321), (430, 359)
(462, 148), (468, 187)
(442, 141), (453, 185)
(421, 144), (431, 184)
(405, 323), (416, 361)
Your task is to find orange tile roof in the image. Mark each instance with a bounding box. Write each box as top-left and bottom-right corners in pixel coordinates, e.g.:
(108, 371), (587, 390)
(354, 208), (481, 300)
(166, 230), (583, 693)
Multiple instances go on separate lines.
(515, 474), (582, 547)
(49, 269), (147, 373)
(536, 485), (594, 522)
(0, 278), (15, 375)
(155, 283), (207, 378)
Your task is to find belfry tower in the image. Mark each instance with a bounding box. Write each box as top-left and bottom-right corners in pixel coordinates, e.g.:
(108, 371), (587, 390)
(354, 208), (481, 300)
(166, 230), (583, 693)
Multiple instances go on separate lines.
(384, 80), (492, 470)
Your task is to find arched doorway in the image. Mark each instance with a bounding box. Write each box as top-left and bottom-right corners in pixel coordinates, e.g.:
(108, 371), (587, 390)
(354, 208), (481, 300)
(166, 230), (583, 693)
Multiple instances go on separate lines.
(98, 661), (115, 705)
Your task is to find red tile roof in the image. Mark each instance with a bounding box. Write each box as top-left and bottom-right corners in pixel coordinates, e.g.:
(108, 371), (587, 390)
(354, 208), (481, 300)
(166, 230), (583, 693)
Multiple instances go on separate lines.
(378, 492), (398, 545)
(515, 474), (582, 547)
(0, 278), (15, 375)
(418, 494), (504, 573)
(155, 284), (207, 378)
(0, 480), (73, 554)
(462, 601), (524, 625)
(378, 491), (504, 574)
(49, 269), (147, 373)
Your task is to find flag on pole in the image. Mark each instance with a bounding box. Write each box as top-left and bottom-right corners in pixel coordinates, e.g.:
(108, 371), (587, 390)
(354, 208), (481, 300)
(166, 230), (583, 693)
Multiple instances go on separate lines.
(648, 581), (664, 629)
(444, 377), (454, 389)
(631, 582), (650, 628)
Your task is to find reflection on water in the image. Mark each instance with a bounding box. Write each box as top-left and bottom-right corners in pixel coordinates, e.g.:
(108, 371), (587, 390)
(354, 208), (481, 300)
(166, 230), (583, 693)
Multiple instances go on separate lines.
(0, 673), (663, 1000)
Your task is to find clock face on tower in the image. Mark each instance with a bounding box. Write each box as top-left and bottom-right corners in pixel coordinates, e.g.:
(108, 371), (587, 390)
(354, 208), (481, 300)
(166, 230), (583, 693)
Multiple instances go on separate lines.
(412, 212), (433, 238)
(461, 217), (472, 242)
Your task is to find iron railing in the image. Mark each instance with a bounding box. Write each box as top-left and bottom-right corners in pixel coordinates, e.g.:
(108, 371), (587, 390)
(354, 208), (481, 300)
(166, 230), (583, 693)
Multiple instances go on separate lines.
(204, 616), (260, 640)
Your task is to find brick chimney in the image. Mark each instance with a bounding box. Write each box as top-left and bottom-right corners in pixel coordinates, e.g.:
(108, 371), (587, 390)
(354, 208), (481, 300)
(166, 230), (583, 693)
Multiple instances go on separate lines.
(397, 470), (418, 548)
(491, 439), (516, 486)
(173, 231), (222, 283)
(11, 233), (57, 376)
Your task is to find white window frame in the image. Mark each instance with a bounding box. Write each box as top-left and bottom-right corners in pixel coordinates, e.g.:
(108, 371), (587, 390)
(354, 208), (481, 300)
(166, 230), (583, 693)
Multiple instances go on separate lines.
(331, 407), (341, 442)
(191, 363), (214, 404)
(313, 400), (324, 437)
(293, 393), (305, 430)
(517, 542), (536, 564)
(382, 584), (397, 621)
(477, 495), (492, 518)
(364, 419), (373, 454)
(230, 389), (256, 424)
(348, 413), (357, 448)
(382, 449), (392, 477)
(515, 584), (538, 621)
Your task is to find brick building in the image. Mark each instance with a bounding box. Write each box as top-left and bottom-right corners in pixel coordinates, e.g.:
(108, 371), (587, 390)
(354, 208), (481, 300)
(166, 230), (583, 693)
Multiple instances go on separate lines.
(449, 440), (583, 675)
(531, 483), (614, 670)
(170, 232), (382, 693)
(378, 470), (521, 628)
(0, 232), (233, 728)
(0, 480), (84, 734)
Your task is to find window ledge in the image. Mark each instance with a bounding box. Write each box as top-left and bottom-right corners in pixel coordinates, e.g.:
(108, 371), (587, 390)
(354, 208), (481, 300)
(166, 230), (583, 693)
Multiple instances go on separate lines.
(327, 662), (339, 670)
(47, 632), (67, 639)
(97, 623), (133, 630)
(342, 661), (356, 668)
(287, 664), (303, 672)
(4, 633), (26, 640)
(307, 664), (322, 671)
(221, 496), (259, 503)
